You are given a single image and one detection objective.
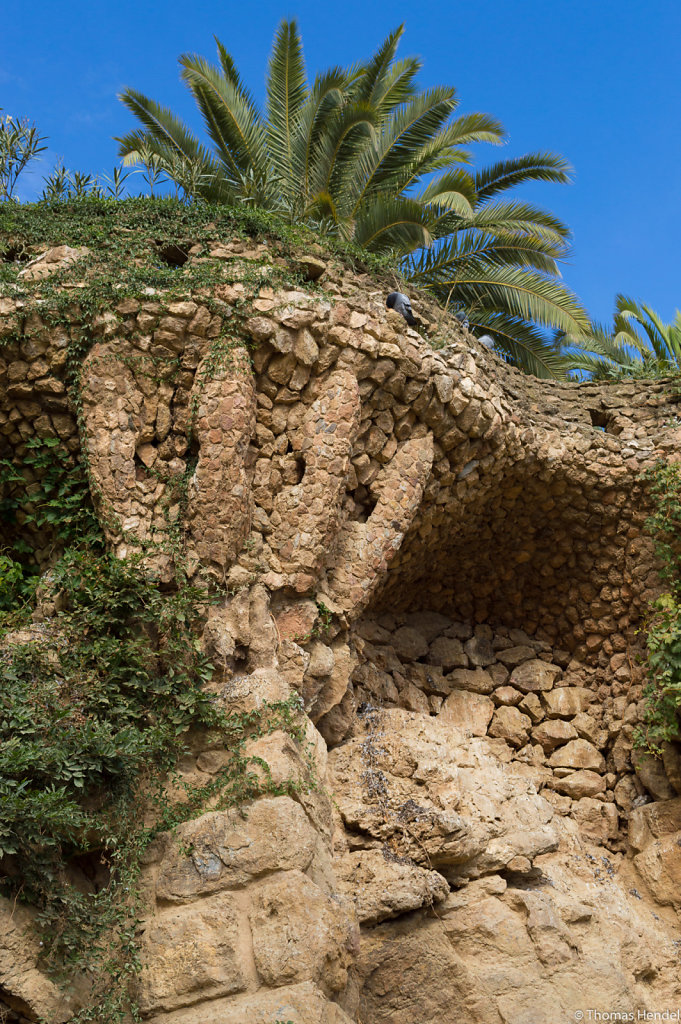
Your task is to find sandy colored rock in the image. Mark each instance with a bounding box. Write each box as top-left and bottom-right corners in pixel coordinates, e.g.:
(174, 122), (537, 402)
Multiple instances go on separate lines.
(548, 738), (605, 773)
(532, 719), (578, 752)
(427, 635), (468, 669)
(155, 797), (321, 901)
(145, 981), (355, 1023)
(628, 797), (681, 852)
(571, 797), (619, 843)
(551, 769), (605, 798)
(7, 231), (681, 1024)
(138, 895), (247, 1014)
(488, 706), (531, 748)
(634, 831), (681, 908)
(444, 667), (495, 694)
(440, 689), (494, 735)
(249, 870), (357, 995)
(542, 686), (593, 718)
(496, 644), (536, 667)
(493, 685), (523, 706)
(336, 849), (449, 924)
(510, 660), (560, 693)
(464, 634), (496, 667)
(634, 751), (677, 801)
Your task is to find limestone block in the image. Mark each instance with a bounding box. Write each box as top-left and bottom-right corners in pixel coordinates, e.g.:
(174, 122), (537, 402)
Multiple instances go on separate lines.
(440, 689), (494, 736)
(495, 645), (536, 667)
(571, 797), (619, 843)
(519, 691), (543, 723)
(427, 635), (469, 669)
(628, 797), (681, 852)
(634, 751), (677, 801)
(551, 770), (605, 799)
(308, 642), (359, 723)
(532, 719), (578, 752)
(444, 667), (495, 695)
(138, 895), (247, 1014)
(511, 660), (561, 693)
(405, 611), (452, 641)
(542, 686), (593, 718)
(335, 849), (449, 924)
(18, 244), (88, 281)
(493, 686), (523, 706)
(155, 797), (320, 902)
(548, 739), (605, 773)
(144, 981), (355, 1024)
(0, 897), (80, 1023)
(571, 710), (606, 746)
(249, 869), (356, 995)
(464, 635), (496, 667)
(358, 915), (503, 1024)
(391, 626), (429, 660)
(488, 706), (531, 748)
(634, 831), (681, 908)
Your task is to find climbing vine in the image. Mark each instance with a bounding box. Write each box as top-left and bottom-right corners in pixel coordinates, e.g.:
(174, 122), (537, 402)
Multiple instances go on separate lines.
(0, 196), (392, 1020)
(638, 460), (681, 751)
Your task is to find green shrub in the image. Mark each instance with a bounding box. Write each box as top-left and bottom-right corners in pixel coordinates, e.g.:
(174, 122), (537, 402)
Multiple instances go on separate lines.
(638, 461), (681, 751)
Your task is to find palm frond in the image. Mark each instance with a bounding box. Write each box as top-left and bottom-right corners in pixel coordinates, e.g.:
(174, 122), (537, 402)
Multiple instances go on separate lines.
(290, 67), (349, 203)
(352, 196), (433, 252)
(421, 263), (589, 335)
(459, 199), (571, 244)
(266, 19), (308, 202)
(351, 25), (406, 107)
(179, 52), (269, 186)
(346, 88), (458, 215)
(474, 152), (572, 202)
(117, 91), (209, 166)
(467, 311), (568, 379)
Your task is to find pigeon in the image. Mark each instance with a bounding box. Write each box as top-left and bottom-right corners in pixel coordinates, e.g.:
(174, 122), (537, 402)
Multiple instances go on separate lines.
(386, 291), (416, 326)
(454, 311), (470, 330)
(478, 334), (495, 350)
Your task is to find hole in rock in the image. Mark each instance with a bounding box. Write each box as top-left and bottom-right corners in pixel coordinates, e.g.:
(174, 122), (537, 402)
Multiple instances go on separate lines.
(0, 985), (36, 1022)
(156, 242), (191, 268)
(1, 244), (31, 264)
(373, 457), (643, 654)
(587, 407), (616, 433)
(348, 485), (378, 523)
(293, 456), (305, 484)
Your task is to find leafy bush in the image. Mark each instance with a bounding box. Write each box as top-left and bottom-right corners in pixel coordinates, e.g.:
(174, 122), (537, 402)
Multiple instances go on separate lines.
(0, 437), (306, 1018)
(638, 461), (681, 750)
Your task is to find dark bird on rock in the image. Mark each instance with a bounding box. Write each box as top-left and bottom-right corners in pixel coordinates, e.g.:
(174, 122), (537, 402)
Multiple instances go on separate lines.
(454, 311), (470, 330)
(386, 291), (416, 326)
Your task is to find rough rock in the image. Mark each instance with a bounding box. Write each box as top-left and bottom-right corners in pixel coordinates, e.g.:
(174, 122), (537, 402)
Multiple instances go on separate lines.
(548, 739), (605, 773)
(510, 660), (561, 694)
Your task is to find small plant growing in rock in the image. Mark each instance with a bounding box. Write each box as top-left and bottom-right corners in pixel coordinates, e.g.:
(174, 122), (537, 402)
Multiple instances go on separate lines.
(638, 460), (681, 751)
(0, 110), (47, 201)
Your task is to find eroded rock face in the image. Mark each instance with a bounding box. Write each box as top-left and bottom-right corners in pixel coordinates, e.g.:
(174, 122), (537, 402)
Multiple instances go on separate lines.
(2, 239), (681, 1022)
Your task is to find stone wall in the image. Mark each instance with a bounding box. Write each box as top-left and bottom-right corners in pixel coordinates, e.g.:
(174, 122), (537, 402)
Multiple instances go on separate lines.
(1, 239), (681, 1023)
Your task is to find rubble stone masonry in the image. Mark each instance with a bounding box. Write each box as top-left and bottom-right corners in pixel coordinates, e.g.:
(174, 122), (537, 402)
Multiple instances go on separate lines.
(1, 239), (680, 1023)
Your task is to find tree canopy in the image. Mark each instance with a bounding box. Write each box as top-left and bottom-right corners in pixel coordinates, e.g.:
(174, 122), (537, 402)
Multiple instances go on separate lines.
(118, 20), (589, 376)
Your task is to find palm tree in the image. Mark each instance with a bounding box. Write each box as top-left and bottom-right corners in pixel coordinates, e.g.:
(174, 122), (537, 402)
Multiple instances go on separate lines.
(117, 21), (589, 377)
(562, 296), (681, 379)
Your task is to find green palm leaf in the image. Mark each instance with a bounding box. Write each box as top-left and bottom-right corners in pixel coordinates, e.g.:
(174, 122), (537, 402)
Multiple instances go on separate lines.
(179, 52), (269, 186)
(468, 311), (568, 379)
(474, 153), (572, 202)
(352, 196), (433, 251)
(266, 19), (308, 204)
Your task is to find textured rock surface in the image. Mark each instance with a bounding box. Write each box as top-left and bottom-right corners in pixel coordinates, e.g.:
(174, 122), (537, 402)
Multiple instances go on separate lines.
(2, 236), (681, 1022)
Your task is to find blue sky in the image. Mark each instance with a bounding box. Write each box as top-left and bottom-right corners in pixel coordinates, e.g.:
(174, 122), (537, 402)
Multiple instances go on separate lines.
(2, 0), (680, 326)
